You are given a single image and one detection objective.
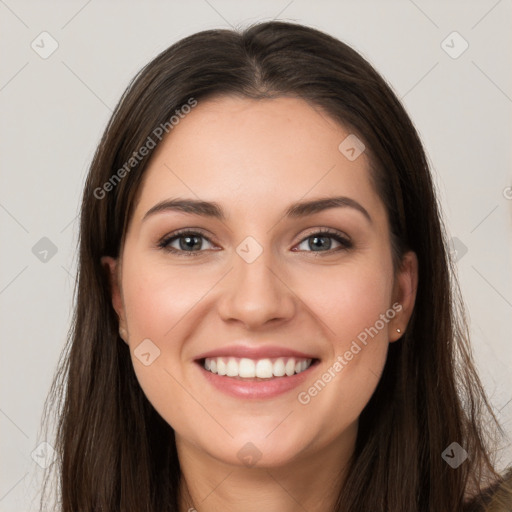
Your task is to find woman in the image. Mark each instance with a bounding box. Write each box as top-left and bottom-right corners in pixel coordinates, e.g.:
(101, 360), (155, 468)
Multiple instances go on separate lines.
(40, 20), (511, 511)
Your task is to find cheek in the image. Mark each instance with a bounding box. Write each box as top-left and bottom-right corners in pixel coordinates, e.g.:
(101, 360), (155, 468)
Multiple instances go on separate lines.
(122, 257), (214, 341)
(293, 254), (393, 415)
(300, 254), (394, 350)
(119, 255), (225, 432)
(121, 263), (196, 433)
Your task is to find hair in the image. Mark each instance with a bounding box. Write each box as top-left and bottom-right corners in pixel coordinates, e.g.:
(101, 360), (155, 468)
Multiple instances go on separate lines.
(39, 20), (510, 512)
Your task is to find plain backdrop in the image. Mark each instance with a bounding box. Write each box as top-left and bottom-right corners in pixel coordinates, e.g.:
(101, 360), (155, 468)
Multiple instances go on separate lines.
(1, 1), (511, 510)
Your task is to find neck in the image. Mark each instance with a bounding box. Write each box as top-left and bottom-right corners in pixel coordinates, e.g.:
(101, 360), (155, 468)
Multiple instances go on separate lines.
(177, 423), (357, 512)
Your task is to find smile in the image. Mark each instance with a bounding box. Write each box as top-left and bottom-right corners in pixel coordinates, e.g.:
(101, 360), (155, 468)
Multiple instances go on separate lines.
(197, 356), (319, 399)
(203, 357), (313, 379)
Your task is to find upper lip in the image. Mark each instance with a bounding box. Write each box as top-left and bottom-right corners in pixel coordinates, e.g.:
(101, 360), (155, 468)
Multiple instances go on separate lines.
(195, 344), (318, 361)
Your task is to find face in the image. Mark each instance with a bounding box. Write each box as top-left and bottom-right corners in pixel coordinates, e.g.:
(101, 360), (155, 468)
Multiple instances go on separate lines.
(104, 96), (417, 469)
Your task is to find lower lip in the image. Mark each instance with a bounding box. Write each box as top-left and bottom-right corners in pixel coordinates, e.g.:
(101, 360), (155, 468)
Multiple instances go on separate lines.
(197, 361), (318, 399)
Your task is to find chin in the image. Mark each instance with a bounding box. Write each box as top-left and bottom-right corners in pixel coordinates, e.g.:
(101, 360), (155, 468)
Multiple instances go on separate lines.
(198, 429), (313, 469)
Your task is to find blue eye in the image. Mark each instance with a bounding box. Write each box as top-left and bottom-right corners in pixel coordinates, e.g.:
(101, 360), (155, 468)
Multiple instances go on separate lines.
(295, 230), (352, 253)
(158, 230), (215, 255)
(158, 229), (352, 256)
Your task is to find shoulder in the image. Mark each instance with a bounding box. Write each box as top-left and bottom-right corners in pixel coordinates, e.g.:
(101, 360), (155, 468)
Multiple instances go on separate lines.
(464, 468), (512, 512)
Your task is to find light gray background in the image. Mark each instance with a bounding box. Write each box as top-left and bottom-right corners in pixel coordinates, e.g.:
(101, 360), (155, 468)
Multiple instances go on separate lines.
(1, 1), (511, 510)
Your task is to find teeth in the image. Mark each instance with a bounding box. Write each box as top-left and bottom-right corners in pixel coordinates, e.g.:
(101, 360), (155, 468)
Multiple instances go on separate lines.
(203, 357), (313, 379)
(255, 359), (273, 378)
(239, 358), (256, 378)
(273, 358), (286, 377)
(217, 358), (227, 376)
(226, 358), (238, 377)
(285, 358), (295, 376)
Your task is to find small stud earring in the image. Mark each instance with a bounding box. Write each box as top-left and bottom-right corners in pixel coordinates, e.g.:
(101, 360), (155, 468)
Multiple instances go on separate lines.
(396, 328), (401, 333)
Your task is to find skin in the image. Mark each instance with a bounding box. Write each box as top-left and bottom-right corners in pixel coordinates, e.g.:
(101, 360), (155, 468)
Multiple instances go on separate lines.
(103, 95), (418, 512)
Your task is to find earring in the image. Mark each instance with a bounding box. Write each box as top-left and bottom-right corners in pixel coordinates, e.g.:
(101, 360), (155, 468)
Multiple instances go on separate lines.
(396, 328), (401, 333)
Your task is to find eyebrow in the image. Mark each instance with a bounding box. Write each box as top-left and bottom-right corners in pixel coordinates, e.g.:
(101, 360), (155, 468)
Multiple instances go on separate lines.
(142, 196), (372, 224)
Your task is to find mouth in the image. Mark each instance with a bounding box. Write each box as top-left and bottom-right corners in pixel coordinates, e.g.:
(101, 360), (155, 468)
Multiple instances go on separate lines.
(201, 356), (315, 379)
(195, 355), (320, 399)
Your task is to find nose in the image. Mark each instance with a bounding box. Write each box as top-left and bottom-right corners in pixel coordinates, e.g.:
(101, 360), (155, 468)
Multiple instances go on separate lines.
(216, 249), (297, 329)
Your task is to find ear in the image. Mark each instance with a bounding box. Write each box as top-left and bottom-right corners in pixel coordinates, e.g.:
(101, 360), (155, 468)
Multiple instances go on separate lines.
(101, 256), (128, 345)
(389, 250), (418, 342)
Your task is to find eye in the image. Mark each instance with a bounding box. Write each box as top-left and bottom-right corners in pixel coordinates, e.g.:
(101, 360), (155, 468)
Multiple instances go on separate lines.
(293, 229), (352, 253)
(158, 229), (216, 256)
(157, 228), (352, 256)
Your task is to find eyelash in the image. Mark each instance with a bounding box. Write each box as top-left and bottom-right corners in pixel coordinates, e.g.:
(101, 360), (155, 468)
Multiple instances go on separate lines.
(157, 228), (353, 257)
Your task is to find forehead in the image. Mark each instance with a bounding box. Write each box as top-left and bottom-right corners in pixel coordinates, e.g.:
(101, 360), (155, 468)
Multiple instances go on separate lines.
(131, 95), (385, 225)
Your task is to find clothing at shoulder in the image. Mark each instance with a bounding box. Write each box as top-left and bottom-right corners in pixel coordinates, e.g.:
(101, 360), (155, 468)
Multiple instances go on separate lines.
(464, 469), (512, 512)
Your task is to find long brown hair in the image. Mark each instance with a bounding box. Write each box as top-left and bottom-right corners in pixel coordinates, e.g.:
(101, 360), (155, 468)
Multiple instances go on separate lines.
(39, 20), (508, 511)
